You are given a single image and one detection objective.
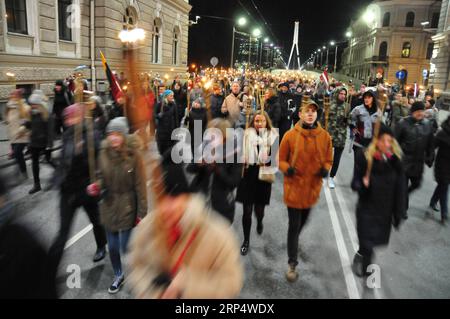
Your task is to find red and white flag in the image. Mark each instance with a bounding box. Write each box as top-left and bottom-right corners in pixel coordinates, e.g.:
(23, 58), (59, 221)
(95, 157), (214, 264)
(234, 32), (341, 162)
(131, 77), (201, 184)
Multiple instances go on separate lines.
(320, 68), (329, 87)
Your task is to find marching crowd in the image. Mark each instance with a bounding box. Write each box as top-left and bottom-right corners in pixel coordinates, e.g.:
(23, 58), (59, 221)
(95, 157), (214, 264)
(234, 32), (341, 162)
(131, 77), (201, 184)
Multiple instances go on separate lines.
(0, 67), (449, 299)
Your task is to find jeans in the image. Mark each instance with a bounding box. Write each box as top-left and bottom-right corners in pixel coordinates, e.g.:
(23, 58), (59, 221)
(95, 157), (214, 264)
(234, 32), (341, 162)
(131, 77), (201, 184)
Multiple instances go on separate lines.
(430, 183), (449, 218)
(330, 147), (344, 178)
(48, 191), (107, 282)
(11, 143), (27, 174)
(287, 207), (311, 267)
(107, 229), (133, 277)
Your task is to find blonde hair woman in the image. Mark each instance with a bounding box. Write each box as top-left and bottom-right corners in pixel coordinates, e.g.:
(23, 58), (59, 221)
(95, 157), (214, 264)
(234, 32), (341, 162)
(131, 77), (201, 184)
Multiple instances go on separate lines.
(351, 124), (406, 277)
(236, 111), (278, 255)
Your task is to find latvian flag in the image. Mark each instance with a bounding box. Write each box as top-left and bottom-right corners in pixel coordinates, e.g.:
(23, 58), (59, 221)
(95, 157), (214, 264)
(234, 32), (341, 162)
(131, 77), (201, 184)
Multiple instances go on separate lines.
(100, 51), (124, 103)
(320, 68), (329, 88)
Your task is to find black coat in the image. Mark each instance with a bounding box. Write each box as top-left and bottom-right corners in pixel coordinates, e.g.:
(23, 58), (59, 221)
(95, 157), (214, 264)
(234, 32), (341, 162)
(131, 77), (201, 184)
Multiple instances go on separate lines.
(53, 126), (101, 194)
(154, 101), (179, 144)
(352, 151), (406, 248)
(434, 119), (450, 184)
(264, 96), (281, 128)
(188, 107), (208, 157)
(278, 91), (294, 119)
(188, 153), (242, 224)
(26, 111), (50, 149)
(210, 94), (225, 119)
(173, 88), (187, 123)
(236, 164), (272, 205)
(395, 117), (434, 177)
(52, 89), (72, 119)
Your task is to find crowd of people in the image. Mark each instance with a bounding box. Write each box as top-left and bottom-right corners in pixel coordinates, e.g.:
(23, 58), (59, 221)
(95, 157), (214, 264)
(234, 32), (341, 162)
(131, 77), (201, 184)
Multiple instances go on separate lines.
(0, 66), (449, 298)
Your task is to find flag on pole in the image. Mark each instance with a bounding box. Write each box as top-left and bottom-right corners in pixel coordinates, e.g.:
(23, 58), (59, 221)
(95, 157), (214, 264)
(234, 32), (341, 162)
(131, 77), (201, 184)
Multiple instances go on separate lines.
(100, 51), (124, 103)
(320, 67), (329, 88)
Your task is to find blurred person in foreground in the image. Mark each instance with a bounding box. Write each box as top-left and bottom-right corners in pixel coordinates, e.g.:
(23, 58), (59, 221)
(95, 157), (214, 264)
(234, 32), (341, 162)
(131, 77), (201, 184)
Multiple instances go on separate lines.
(0, 174), (57, 298)
(127, 150), (243, 299)
(351, 124), (406, 277)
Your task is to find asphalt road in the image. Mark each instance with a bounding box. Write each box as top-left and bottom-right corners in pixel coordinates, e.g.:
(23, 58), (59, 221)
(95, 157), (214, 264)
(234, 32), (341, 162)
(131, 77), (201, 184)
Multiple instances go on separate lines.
(1, 138), (449, 299)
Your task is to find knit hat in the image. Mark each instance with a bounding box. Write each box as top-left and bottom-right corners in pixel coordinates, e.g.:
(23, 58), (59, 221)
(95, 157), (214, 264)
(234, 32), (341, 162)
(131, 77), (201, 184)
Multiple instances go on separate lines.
(28, 92), (45, 106)
(63, 103), (83, 119)
(55, 80), (64, 86)
(378, 123), (394, 137)
(162, 89), (174, 99)
(278, 82), (289, 89)
(410, 101), (425, 114)
(106, 117), (129, 136)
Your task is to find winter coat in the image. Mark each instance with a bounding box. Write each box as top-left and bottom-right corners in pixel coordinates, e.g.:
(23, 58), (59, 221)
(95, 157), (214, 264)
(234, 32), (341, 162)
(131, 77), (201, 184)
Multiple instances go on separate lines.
(350, 102), (379, 148)
(236, 127), (278, 206)
(391, 101), (410, 129)
(395, 116), (434, 177)
(128, 194), (244, 299)
(188, 150), (243, 224)
(434, 118), (450, 184)
(5, 99), (30, 144)
(351, 151), (406, 247)
(327, 90), (349, 149)
(263, 96), (281, 128)
(52, 89), (72, 119)
(53, 125), (101, 194)
(279, 123), (333, 209)
(98, 135), (148, 232)
(210, 94), (225, 119)
(26, 107), (50, 149)
(173, 88), (187, 123)
(221, 93), (242, 125)
(278, 91), (294, 119)
(187, 107), (208, 156)
(154, 101), (179, 144)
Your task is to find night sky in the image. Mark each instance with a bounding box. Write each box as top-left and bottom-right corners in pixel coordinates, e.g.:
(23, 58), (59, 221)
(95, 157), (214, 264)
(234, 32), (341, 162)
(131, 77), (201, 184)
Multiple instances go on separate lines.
(188, 0), (373, 67)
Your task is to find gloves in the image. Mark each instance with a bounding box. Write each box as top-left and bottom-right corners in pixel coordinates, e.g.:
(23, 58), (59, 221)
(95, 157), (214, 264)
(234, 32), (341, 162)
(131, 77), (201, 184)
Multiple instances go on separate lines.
(317, 168), (329, 178)
(286, 167), (296, 177)
(86, 183), (101, 197)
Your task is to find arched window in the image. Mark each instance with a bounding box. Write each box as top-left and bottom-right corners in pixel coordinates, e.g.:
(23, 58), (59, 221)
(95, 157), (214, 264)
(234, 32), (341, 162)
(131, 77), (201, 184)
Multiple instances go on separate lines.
(405, 12), (415, 27)
(382, 12), (390, 27)
(173, 26), (180, 65)
(402, 42), (411, 58)
(153, 18), (162, 64)
(123, 6), (137, 30)
(379, 41), (388, 59)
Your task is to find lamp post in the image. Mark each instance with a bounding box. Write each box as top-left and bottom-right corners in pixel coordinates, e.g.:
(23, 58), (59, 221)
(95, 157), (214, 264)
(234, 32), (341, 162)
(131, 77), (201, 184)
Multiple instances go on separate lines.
(345, 31), (353, 75)
(250, 28), (262, 68)
(231, 17), (247, 68)
(329, 41), (336, 72)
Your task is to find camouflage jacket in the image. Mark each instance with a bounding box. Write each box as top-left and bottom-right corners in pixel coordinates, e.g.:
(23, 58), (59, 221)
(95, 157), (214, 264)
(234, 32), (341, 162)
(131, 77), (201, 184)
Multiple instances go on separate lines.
(327, 100), (349, 149)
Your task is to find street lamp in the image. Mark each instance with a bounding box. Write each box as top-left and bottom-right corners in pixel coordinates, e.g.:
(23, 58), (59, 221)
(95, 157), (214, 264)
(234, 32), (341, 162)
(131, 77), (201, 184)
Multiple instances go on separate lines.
(345, 31), (352, 38)
(231, 17), (247, 68)
(330, 41), (338, 73)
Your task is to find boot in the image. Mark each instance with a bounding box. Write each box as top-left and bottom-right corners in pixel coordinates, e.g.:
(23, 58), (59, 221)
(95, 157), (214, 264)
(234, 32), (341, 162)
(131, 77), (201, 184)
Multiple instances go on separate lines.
(29, 184), (42, 195)
(352, 253), (364, 277)
(240, 241), (249, 256)
(286, 264), (299, 282)
(93, 246), (107, 262)
(256, 220), (264, 235)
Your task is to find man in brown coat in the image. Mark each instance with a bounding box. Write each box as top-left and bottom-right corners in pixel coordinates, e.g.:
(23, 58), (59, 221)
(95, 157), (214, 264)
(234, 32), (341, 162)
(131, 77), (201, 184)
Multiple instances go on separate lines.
(221, 82), (243, 125)
(279, 100), (333, 282)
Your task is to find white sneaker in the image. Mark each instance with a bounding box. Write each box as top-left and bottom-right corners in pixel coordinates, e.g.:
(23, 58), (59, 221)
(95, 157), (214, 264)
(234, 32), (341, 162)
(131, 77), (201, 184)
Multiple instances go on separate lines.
(328, 177), (336, 189)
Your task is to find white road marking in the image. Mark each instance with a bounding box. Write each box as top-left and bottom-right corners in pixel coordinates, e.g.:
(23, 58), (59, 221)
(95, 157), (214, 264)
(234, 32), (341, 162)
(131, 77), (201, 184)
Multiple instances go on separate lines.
(64, 224), (93, 250)
(323, 185), (361, 299)
(333, 178), (359, 254)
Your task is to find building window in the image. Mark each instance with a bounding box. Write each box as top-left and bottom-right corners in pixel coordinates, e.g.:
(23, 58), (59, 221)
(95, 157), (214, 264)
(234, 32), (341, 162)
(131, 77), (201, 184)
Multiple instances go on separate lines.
(5, 0), (28, 34)
(173, 27), (180, 65)
(379, 41), (388, 60)
(382, 12), (390, 27)
(426, 42), (434, 60)
(402, 42), (411, 58)
(405, 12), (415, 27)
(431, 12), (440, 29)
(153, 19), (162, 64)
(58, 0), (72, 41)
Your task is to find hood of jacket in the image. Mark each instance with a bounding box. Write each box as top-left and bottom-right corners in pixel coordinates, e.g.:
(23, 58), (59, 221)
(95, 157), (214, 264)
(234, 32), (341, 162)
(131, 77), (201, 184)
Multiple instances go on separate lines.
(333, 87), (348, 105)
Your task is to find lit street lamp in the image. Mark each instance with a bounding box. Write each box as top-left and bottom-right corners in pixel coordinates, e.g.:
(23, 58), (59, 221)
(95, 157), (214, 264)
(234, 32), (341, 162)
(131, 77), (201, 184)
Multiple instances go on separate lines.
(231, 17), (247, 68)
(330, 41), (338, 72)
